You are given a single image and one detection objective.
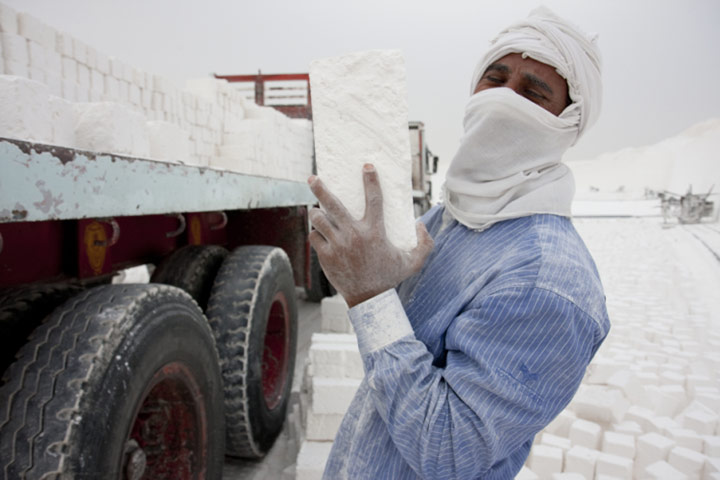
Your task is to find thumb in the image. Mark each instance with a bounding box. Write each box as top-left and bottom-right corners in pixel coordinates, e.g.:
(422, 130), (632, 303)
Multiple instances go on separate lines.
(407, 222), (434, 273)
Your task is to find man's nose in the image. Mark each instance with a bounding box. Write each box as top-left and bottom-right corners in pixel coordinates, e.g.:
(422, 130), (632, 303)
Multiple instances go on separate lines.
(503, 77), (522, 95)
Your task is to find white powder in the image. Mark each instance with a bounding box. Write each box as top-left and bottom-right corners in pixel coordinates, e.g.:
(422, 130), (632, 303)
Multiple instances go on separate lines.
(309, 50), (417, 251)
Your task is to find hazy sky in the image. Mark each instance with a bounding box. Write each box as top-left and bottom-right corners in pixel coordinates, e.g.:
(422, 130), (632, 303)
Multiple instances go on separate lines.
(6, 0), (719, 176)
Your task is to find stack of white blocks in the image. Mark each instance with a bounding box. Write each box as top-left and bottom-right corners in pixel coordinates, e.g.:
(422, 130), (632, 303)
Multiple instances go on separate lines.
(295, 295), (361, 480)
(0, 2), (313, 182)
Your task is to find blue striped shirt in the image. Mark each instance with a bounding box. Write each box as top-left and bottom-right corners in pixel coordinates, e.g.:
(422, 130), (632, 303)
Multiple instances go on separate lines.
(322, 207), (610, 479)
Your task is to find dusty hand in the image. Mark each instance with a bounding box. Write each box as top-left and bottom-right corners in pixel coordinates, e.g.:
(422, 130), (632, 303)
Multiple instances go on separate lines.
(308, 164), (434, 308)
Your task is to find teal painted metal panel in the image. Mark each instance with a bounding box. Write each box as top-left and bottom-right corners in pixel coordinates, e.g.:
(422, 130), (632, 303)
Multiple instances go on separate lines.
(0, 139), (316, 223)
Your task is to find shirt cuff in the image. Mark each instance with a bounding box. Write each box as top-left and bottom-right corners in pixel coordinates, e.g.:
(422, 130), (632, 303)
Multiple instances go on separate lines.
(347, 289), (414, 355)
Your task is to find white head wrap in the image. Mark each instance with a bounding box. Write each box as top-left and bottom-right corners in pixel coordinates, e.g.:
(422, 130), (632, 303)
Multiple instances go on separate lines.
(443, 7), (603, 231)
(470, 6), (602, 141)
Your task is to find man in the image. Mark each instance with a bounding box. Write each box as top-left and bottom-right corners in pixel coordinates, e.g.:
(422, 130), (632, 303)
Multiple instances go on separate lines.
(308, 7), (609, 479)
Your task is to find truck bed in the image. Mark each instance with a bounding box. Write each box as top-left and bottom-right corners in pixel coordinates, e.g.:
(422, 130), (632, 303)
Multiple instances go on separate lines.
(0, 137), (316, 223)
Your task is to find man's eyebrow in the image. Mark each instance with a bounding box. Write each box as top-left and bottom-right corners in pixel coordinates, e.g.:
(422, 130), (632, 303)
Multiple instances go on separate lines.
(484, 63), (510, 75)
(523, 73), (554, 96)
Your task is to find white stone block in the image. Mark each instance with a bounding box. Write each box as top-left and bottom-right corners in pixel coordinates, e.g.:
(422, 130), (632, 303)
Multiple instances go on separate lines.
(545, 410), (577, 438)
(569, 419), (602, 449)
(310, 49), (417, 251)
(61, 56), (77, 82)
(17, 13), (54, 50)
(74, 102), (149, 157)
(635, 432), (675, 474)
(90, 69), (104, 93)
(46, 49), (60, 76)
(146, 120), (189, 164)
(0, 75), (51, 143)
(153, 74), (174, 93)
(109, 56), (127, 80)
(28, 65), (44, 83)
(185, 77), (224, 102)
(95, 50), (109, 75)
(72, 37), (87, 65)
(309, 339), (363, 379)
(305, 406), (344, 441)
(1, 32), (28, 64)
(61, 79), (77, 102)
(611, 420), (643, 437)
(666, 428), (703, 451)
(76, 85), (88, 102)
(705, 436), (720, 457)
(55, 31), (73, 56)
(48, 94), (75, 147)
(541, 433), (572, 452)
(595, 452), (633, 480)
(3, 59), (26, 77)
(585, 358), (624, 384)
(77, 63), (90, 90)
(311, 377), (360, 414)
(527, 444), (563, 477)
(643, 460), (687, 479)
(104, 74), (119, 99)
(624, 405), (659, 432)
(565, 445), (598, 478)
(118, 80), (129, 103)
(27, 40), (47, 71)
(602, 431), (635, 459)
(572, 385), (629, 424)
(515, 466), (540, 479)
(683, 409), (718, 436)
(668, 445), (705, 476)
(0, 3), (18, 34)
(295, 441), (332, 480)
(129, 84), (141, 105)
(321, 294), (352, 333)
(85, 45), (96, 69)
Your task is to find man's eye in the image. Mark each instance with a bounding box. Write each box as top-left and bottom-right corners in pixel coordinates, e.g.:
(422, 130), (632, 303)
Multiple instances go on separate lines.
(484, 75), (503, 83)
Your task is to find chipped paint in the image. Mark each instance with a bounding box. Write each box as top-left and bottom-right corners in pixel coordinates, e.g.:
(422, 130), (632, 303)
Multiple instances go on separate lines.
(1, 138), (316, 223)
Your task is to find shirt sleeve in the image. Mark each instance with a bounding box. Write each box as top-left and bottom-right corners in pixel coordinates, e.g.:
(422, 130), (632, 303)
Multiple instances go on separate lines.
(348, 286), (600, 479)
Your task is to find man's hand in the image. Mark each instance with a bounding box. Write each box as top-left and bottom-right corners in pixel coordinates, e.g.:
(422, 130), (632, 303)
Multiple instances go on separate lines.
(308, 164), (434, 308)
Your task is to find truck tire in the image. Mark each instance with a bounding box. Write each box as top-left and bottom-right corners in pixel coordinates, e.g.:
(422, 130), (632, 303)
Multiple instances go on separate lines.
(0, 283), (82, 382)
(305, 247), (334, 302)
(207, 246), (297, 458)
(151, 244), (229, 310)
(0, 284), (225, 479)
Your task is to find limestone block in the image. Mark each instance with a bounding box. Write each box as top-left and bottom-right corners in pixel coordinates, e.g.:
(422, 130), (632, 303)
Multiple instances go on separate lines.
(705, 436), (720, 457)
(565, 445), (598, 478)
(706, 457), (720, 478)
(572, 385), (628, 424)
(309, 339), (363, 379)
(85, 45), (97, 70)
(635, 432), (675, 474)
(27, 40), (47, 71)
(17, 12), (54, 50)
(611, 421), (643, 437)
(305, 406), (344, 441)
(295, 441), (332, 480)
(77, 63), (90, 90)
(696, 392), (720, 412)
(28, 65), (44, 83)
(586, 358), (625, 384)
(49, 95), (75, 147)
(624, 405), (658, 432)
(146, 120), (189, 164)
(540, 433), (572, 452)
(643, 460), (687, 479)
(602, 431), (635, 459)
(551, 474), (585, 480)
(0, 75), (51, 143)
(72, 38), (87, 65)
(683, 409), (718, 436)
(46, 49), (60, 76)
(4, 59), (26, 77)
(61, 79), (77, 102)
(606, 370), (649, 404)
(55, 31), (72, 56)
(527, 444), (563, 477)
(668, 445), (705, 477)
(666, 428), (702, 451)
(569, 419), (602, 449)
(104, 75), (119, 99)
(74, 102), (149, 157)
(515, 466), (540, 479)
(310, 377), (360, 414)
(595, 452), (633, 480)
(0, 3), (18, 34)
(321, 295), (353, 333)
(310, 49), (417, 251)
(1, 32), (28, 64)
(90, 69), (104, 93)
(61, 56), (76, 82)
(545, 410), (577, 438)
(95, 50), (109, 75)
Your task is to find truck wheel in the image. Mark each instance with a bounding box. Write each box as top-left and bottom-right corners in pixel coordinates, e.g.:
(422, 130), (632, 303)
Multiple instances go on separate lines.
(151, 245), (229, 310)
(0, 284), (225, 479)
(207, 246), (297, 458)
(0, 283), (82, 382)
(305, 247), (335, 302)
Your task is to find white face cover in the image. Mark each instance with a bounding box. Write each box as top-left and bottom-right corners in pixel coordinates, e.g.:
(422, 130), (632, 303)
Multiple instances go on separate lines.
(443, 88), (577, 231)
(443, 6), (602, 231)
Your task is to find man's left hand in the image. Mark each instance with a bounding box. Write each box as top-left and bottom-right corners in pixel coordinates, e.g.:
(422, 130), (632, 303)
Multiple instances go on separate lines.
(308, 164), (434, 308)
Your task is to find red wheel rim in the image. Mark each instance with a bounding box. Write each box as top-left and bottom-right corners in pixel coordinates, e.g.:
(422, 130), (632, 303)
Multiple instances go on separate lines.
(262, 291), (290, 410)
(126, 362), (208, 479)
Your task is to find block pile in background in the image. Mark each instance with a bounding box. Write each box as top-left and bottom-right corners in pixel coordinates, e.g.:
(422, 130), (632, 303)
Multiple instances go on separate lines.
(0, 2), (313, 182)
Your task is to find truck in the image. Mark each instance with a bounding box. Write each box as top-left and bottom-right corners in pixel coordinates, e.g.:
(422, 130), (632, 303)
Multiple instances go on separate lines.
(0, 73), (435, 479)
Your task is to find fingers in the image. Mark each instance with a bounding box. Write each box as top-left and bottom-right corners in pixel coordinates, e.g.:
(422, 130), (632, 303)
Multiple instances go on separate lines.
(407, 222), (435, 273)
(362, 164), (384, 228)
(308, 176), (351, 224)
(309, 207), (337, 243)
